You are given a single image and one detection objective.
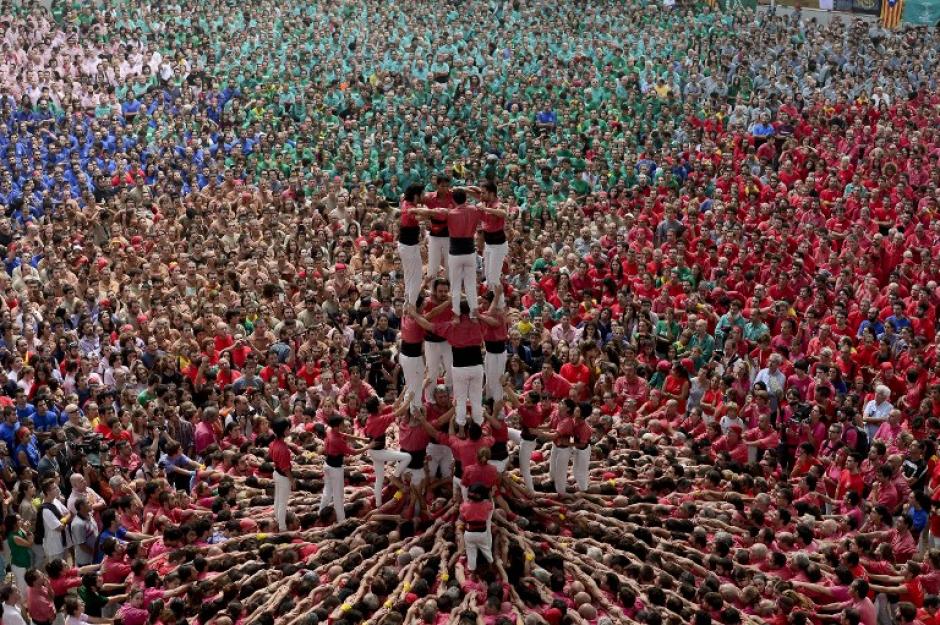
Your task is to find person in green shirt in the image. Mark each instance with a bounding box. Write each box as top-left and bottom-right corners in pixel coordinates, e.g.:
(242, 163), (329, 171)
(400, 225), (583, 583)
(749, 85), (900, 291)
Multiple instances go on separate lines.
(6, 514), (33, 593)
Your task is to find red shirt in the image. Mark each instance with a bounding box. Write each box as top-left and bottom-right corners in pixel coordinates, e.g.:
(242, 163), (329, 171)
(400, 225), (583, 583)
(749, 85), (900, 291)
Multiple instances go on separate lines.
(481, 312), (508, 341)
(524, 372), (572, 400)
(400, 315), (425, 343)
(518, 402), (545, 429)
(462, 462), (499, 489)
(572, 419), (592, 446)
(400, 200), (420, 228)
(446, 205), (483, 238)
(559, 362), (591, 401)
(439, 434), (493, 467)
(398, 419), (431, 452)
(434, 317), (484, 349)
(269, 438), (292, 474)
(324, 428), (353, 457)
(482, 206), (505, 233)
(460, 499), (494, 524)
(363, 410), (396, 439)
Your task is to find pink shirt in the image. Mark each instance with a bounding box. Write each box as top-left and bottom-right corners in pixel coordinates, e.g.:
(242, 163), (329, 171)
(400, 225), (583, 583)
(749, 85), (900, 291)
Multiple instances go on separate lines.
(854, 597), (878, 625)
(27, 579), (56, 623)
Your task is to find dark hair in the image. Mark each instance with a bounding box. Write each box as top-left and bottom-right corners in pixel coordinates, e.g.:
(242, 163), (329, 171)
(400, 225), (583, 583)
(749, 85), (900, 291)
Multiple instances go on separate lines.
(271, 418), (290, 438)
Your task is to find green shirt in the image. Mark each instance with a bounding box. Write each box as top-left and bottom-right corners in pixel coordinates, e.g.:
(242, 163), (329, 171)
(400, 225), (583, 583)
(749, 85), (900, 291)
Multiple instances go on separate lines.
(8, 529), (31, 568)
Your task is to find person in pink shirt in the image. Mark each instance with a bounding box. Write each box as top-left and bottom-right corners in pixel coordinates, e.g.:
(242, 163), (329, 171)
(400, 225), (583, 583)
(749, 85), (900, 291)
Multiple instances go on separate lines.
(24, 569), (56, 625)
(818, 579), (877, 625)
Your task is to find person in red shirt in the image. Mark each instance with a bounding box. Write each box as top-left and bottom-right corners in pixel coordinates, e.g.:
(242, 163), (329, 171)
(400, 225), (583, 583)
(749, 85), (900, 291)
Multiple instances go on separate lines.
(410, 298), (484, 427)
(362, 395), (412, 507)
(459, 483), (495, 572)
(503, 384), (547, 493)
(441, 189), (507, 317)
(423, 174), (456, 281)
(475, 182), (510, 297)
(713, 424), (748, 465)
(559, 347), (591, 402)
(399, 294), (427, 412)
(319, 415), (367, 523)
(551, 399), (576, 495)
(398, 184), (428, 306)
(268, 418), (294, 531)
(524, 361), (573, 401)
(480, 289), (509, 402)
(570, 403), (594, 492)
(462, 447), (499, 495)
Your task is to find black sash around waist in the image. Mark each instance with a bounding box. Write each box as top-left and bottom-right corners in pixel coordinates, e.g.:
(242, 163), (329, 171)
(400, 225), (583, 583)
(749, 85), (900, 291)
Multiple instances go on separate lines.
(449, 236), (474, 255)
(401, 341), (423, 357)
(483, 230), (507, 245)
(453, 345), (484, 367)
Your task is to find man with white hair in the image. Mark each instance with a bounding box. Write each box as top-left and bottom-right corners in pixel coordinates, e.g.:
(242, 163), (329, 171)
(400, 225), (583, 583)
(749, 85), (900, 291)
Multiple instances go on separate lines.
(862, 385), (893, 438)
(754, 354), (786, 413)
(66, 473), (107, 515)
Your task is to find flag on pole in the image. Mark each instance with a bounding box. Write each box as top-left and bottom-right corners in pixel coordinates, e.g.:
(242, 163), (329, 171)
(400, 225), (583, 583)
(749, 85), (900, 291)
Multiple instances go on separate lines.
(881, 0), (904, 28)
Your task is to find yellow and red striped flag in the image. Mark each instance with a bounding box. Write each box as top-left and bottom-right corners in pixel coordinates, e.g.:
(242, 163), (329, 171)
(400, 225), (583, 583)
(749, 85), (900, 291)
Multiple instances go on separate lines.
(881, 0), (904, 28)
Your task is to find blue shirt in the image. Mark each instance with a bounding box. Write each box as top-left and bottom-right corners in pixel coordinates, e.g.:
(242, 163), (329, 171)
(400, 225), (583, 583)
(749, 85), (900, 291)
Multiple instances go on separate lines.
(536, 110), (557, 125)
(15, 403), (36, 422)
(885, 315), (912, 332)
(13, 438), (39, 469)
(31, 408), (62, 432)
(0, 420), (21, 452)
(94, 527), (128, 563)
(857, 319), (885, 338)
(750, 123), (775, 137)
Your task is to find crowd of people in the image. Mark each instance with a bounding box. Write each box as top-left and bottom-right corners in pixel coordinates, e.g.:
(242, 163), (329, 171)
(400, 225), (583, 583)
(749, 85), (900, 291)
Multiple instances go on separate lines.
(0, 0), (940, 623)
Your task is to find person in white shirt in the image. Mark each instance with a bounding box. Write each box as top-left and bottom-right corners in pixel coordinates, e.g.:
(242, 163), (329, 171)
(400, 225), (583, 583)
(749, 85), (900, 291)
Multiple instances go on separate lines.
(0, 582), (28, 625)
(862, 385), (894, 438)
(754, 354), (787, 413)
(39, 480), (71, 562)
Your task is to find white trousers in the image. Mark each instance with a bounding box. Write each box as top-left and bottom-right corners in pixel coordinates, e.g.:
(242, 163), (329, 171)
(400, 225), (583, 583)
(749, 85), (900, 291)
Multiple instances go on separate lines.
(319, 464), (346, 522)
(488, 457), (510, 473)
(427, 235), (448, 278)
(400, 353), (425, 410)
(11, 565), (27, 598)
(428, 442), (454, 478)
(452, 364), (484, 426)
(573, 445), (591, 491)
(454, 475), (468, 500)
(550, 445), (572, 494)
(448, 253), (478, 314)
(464, 529), (493, 570)
(273, 471), (291, 531)
(424, 341), (453, 392)
(369, 448), (412, 507)
(515, 434), (538, 493)
(398, 242), (423, 305)
(483, 241), (508, 294)
(404, 466), (426, 487)
(484, 350), (507, 401)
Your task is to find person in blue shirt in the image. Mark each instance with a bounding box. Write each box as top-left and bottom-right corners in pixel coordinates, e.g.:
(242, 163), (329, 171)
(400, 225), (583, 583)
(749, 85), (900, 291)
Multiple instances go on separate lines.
(885, 302), (913, 334)
(13, 391), (35, 423)
(30, 397), (61, 433)
(749, 114), (775, 138)
(0, 408), (21, 454)
(857, 306), (885, 338)
(12, 427), (39, 470)
(535, 102), (557, 129)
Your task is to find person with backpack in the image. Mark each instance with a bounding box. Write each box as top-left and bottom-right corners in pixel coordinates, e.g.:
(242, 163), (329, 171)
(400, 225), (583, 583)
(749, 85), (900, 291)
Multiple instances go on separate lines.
(37, 479), (70, 566)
